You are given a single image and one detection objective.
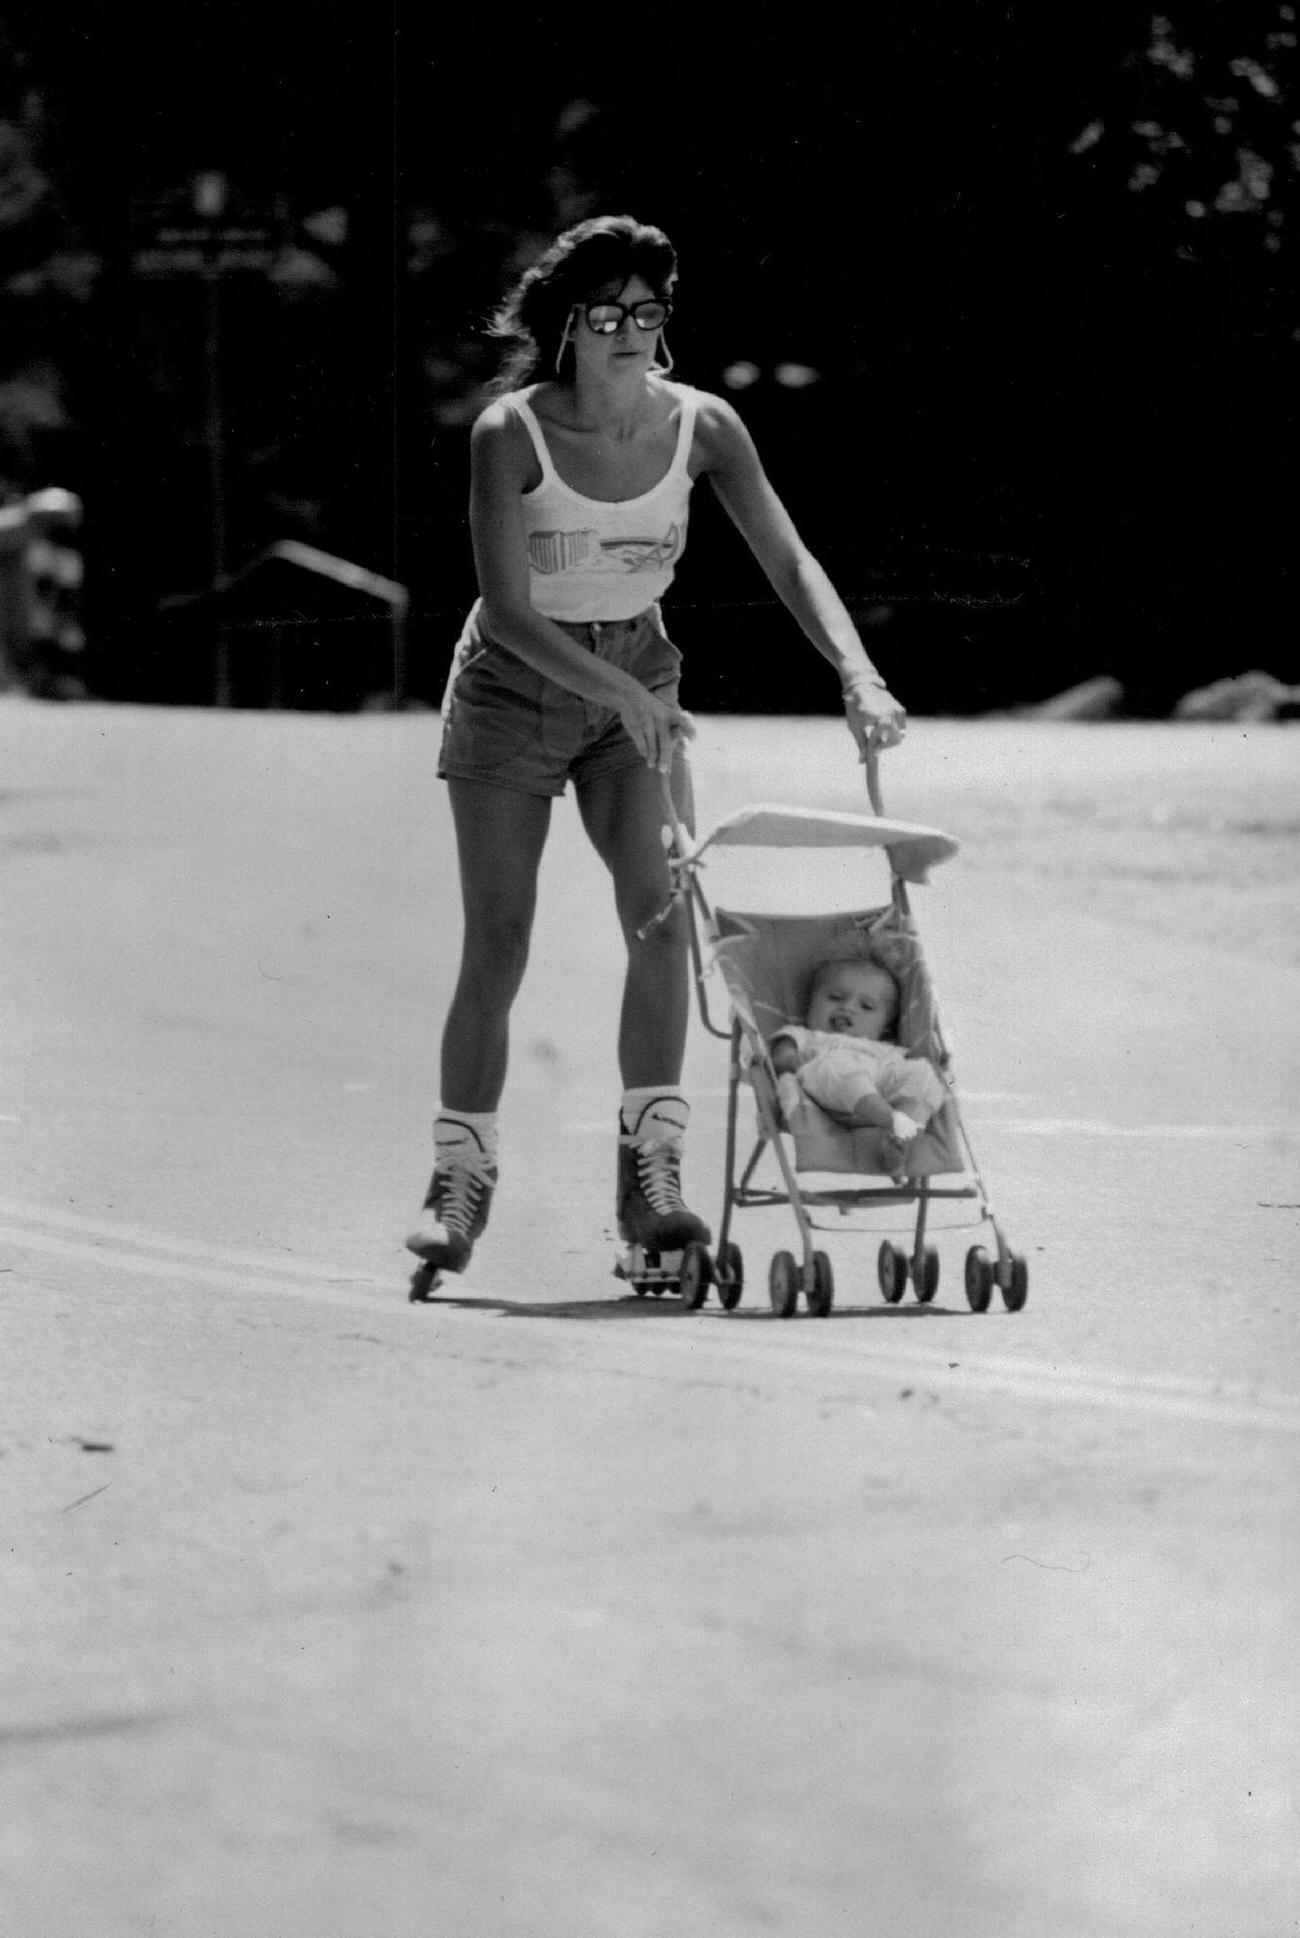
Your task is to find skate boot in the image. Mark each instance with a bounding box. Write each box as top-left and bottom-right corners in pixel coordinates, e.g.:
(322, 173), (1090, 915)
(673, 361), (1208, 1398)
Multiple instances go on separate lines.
(406, 1134), (496, 1300)
(615, 1093), (711, 1298)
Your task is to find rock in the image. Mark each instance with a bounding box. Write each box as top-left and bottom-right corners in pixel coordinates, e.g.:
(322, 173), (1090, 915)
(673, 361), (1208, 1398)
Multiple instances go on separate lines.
(1173, 670), (1300, 722)
(1022, 675), (1126, 721)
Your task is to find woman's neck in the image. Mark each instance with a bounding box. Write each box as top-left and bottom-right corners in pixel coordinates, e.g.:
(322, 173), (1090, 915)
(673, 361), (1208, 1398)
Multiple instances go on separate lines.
(558, 370), (664, 439)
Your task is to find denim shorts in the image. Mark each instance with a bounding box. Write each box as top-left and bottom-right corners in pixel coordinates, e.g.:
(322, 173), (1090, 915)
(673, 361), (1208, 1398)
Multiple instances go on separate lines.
(437, 600), (683, 798)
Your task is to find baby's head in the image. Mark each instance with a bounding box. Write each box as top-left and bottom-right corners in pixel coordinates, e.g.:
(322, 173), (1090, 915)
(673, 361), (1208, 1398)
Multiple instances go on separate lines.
(804, 951), (900, 1043)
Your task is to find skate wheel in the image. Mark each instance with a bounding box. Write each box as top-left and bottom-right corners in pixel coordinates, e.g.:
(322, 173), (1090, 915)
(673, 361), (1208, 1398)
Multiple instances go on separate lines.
(1001, 1250), (1029, 1311)
(964, 1245), (994, 1313)
(914, 1246), (940, 1304)
(679, 1241), (712, 1310)
(716, 1241), (744, 1311)
(768, 1250), (798, 1318)
(877, 1240), (908, 1304)
(807, 1250), (834, 1317)
(636, 1249), (660, 1295)
(408, 1263), (441, 1303)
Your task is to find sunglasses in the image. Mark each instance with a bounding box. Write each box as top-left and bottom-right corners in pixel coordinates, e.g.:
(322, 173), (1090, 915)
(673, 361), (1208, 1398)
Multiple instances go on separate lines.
(577, 298), (672, 335)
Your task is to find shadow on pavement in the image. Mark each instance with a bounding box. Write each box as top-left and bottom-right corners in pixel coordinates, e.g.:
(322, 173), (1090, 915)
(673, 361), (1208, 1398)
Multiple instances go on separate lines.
(414, 1292), (689, 1320)
(415, 1294), (971, 1321)
(723, 1304), (968, 1321)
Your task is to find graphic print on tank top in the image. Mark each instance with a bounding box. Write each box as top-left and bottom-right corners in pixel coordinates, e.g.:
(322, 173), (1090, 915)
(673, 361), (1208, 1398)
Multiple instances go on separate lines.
(526, 524), (684, 576)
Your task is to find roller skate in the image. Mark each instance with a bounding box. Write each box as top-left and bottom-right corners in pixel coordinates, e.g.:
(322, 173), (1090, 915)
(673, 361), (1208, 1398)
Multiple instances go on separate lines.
(406, 1140), (496, 1302)
(613, 1094), (711, 1301)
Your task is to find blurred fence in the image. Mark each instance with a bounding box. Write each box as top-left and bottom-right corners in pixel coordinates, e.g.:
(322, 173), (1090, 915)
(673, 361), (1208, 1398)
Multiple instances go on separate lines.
(156, 541), (410, 710)
(0, 489), (86, 700)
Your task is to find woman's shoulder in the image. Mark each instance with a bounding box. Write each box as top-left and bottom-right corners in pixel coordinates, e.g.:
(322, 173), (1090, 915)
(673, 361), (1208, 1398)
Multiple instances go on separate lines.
(471, 387), (547, 450)
(469, 392), (540, 484)
(660, 382), (754, 467)
(472, 386), (532, 433)
(478, 381), (583, 448)
(651, 376), (731, 424)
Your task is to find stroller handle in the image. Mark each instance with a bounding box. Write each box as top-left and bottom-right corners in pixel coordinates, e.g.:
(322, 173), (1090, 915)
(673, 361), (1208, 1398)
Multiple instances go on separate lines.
(659, 764), (690, 854)
(658, 735), (895, 846)
(863, 741), (887, 817)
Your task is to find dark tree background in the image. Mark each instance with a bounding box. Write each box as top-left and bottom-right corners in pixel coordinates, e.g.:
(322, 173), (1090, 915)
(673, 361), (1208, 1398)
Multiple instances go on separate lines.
(1, 1), (1294, 712)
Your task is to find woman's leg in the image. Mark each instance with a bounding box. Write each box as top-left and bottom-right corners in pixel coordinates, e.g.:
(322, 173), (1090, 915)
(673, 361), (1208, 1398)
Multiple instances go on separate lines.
(440, 777), (553, 1110)
(408, 779), (553, 1276)
(574, 751), (694, 1086)
(576, 750), (709, 1250)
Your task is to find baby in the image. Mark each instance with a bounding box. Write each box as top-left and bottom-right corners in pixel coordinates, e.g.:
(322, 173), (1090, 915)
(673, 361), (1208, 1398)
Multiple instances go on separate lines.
(769, 950), (946, 1152)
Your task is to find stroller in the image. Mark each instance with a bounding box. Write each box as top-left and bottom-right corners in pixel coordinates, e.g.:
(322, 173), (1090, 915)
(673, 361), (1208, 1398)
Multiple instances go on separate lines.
(627, 753), (1028, 1317)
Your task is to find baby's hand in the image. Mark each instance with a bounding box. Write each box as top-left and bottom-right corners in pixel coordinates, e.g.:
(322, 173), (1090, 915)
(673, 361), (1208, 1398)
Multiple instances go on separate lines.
(890, 1110), (923, 1142)
(769, 1035), (801, 1076)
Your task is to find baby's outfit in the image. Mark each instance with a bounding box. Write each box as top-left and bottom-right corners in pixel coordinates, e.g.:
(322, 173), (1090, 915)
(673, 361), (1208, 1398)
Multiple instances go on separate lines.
(773, 1027), (946, 1141)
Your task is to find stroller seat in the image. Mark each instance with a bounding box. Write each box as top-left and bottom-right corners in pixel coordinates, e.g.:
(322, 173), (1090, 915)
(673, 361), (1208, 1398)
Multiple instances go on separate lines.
(711, 904), (963, 1177)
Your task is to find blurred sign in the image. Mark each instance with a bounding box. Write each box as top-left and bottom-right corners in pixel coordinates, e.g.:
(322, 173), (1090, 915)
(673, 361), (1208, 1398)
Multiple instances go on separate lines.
(133, 227), (279, 276)
(131, 174), (282, 277)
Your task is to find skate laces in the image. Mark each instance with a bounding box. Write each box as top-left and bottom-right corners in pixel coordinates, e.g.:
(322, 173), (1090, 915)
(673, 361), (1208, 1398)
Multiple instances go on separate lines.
(432, 1157), (492, 1235)
(634, 1138), (685, 1215)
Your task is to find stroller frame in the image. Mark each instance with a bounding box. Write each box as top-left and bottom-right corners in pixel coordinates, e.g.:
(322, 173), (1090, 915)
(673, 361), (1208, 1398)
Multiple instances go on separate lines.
(654, 759), (1027, 1317)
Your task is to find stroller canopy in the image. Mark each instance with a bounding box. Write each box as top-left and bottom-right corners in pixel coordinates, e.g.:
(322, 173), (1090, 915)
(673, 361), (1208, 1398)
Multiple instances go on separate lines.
(686, 804), (959, 885)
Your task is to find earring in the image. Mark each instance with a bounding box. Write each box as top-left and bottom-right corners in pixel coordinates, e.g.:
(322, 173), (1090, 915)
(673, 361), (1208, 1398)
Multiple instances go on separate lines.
(554, 314), (574, 377)
(654, 330), (674, 374)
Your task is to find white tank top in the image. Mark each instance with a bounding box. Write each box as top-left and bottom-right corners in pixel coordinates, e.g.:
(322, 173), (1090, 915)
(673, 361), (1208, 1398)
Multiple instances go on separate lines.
(508, 383), (699, 623)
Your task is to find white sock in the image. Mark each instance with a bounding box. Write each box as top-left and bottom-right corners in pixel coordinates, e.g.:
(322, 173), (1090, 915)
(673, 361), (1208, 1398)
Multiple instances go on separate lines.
(435, 1109), (499, 1169)
(620, 1088), (689, 1146)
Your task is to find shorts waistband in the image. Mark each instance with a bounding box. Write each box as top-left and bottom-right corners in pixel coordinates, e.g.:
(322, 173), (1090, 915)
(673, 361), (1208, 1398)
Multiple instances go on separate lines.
(547, 606), (660, 648)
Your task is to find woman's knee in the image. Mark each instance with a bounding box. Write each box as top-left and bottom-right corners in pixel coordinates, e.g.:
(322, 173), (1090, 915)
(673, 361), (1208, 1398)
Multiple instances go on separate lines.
(459, 908), (535, 992)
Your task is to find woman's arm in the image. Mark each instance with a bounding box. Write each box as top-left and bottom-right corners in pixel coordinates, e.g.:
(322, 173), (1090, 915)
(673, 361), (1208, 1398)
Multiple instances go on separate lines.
(468, 403), (694, 772)
(694, 395), (906, 753)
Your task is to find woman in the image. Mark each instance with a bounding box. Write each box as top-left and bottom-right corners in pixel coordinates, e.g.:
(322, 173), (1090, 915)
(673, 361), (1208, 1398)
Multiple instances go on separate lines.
(407, 214), (906, 1283)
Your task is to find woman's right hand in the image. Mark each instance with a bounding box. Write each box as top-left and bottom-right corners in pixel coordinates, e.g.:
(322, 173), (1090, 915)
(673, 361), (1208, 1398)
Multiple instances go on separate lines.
(616, 685), (698, 773)
(843, 675), (907, 757)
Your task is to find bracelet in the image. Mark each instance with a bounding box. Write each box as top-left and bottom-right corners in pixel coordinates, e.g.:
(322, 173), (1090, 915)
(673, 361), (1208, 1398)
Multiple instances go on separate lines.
(842, 670), (889, 693)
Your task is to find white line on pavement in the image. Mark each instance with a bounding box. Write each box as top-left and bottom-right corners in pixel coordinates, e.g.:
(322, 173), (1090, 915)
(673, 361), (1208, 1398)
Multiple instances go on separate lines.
(0, 1197), (384, 1283)
(0, 1225), (391, 1311)
(4, 1208), (1297, 1437)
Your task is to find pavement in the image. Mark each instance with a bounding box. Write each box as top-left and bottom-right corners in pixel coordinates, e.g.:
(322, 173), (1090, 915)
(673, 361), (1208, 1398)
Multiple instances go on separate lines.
(2, 701), (1297, 1937)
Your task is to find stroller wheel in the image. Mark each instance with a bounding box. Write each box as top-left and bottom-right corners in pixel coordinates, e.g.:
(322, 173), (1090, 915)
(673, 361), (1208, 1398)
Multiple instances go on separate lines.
(1001, 1250), (1029, 1311)
(964, 1245), (994, 1313)
(877, 1240), (908, 1305)
(914, 1246), (940, 1304)
(768, 1250), (799, 1318)
(807, 1250), (834, 1317)
(679, 1240), (712, 1310)
(716, 1241), (745, 1311)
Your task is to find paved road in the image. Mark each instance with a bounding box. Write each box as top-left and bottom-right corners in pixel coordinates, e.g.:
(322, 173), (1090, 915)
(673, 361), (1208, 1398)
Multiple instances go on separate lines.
(2, 702), (1297, 1937)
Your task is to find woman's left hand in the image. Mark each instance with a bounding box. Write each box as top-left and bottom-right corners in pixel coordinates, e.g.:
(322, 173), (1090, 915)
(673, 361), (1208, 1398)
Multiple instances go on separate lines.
(843, 675), (907, 757)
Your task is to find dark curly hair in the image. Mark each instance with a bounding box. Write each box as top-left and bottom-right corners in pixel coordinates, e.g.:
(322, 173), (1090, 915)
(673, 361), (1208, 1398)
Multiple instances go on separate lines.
(487, 214), (677, 393)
